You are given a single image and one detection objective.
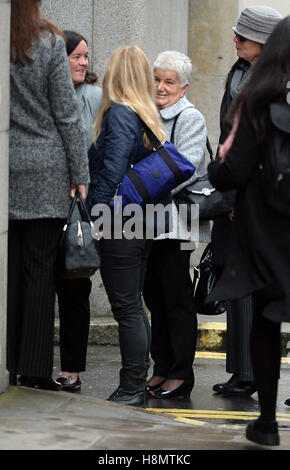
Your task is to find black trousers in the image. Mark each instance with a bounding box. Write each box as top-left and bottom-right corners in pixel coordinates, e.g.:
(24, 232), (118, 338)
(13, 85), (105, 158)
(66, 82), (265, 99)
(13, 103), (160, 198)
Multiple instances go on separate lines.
(143, 239), (197, 381)
(251, 285), (282, 421)
(7, 219), (64, 377)
(100, 237), (152, 392)
(226, 295), (254, 381)
(56, 277), (92, 372)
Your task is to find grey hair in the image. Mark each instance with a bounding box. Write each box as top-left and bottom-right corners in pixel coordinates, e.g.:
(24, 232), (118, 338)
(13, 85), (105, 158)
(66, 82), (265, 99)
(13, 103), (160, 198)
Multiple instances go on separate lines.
(153, 50), (193, 87)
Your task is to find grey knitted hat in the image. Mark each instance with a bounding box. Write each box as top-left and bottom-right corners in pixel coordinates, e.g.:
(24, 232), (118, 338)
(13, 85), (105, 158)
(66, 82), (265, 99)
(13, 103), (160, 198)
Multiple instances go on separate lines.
(232, 5), (283, 44)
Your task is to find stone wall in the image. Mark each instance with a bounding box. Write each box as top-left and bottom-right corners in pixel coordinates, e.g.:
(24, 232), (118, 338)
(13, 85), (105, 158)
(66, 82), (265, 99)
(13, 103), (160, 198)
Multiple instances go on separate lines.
(0, 0), (10, 393)
(41, 0), (189, 82)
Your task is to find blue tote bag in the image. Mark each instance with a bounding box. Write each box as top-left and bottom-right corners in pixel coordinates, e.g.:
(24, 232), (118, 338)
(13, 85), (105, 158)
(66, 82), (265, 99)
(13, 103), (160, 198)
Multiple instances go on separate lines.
(110, 119), (195, 207)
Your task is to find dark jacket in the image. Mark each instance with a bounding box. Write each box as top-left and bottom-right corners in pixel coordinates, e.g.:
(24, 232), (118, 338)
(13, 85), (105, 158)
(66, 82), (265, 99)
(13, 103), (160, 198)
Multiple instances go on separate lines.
(86, 103), (149, 212)
(211, 59), (250, 265)
(207, 106), (290, 323)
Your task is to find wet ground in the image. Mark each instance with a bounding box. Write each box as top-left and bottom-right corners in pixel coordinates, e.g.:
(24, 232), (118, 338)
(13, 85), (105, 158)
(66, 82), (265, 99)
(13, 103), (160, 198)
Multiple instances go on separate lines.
(53, 345), (290, 432)
(0, 344), (289, 455)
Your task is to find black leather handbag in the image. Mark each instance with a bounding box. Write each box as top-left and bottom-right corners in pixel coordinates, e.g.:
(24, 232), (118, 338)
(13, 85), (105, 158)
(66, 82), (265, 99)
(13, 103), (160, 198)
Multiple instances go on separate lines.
(193, 243), (226, 315)
(171, 113), (233, 221)
(59, 192), (101, 279)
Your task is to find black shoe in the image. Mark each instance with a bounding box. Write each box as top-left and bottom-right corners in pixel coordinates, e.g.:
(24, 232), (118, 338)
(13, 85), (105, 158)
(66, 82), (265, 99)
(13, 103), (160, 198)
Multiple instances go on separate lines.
(213, 374), (238, 392)
(213, 375), (256, 396)
(146, 377), (166, 392)
(285, 398), (290, 406)
(107, 386), (147, 407)
(20, 376), (61, 391)
(246, 419), (280, 446)
(152, 378), (194, 399)
(56, 376), (82, 393)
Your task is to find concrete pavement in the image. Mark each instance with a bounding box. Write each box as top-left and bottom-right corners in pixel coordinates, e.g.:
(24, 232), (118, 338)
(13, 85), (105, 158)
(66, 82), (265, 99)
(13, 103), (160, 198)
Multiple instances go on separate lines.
(1, 311), (289, 453)
(0, 344), (289, 452)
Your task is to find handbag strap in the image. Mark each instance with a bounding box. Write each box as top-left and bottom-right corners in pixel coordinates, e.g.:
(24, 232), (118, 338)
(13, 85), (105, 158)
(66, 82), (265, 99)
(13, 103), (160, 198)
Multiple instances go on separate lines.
(170, 112), (214, 162)
(139, 118), (185, 187)
(66, 191), (92, 224)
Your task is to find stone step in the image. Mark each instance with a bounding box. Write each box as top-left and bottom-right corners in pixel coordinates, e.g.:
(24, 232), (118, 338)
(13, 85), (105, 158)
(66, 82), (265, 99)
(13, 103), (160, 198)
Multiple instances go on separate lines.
(54, 317), (290, 356)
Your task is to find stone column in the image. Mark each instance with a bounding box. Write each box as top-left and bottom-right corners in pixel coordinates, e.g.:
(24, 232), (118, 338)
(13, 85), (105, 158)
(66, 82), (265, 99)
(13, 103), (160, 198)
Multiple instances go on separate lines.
(188, 0), (237, 151)
(0, 0), (10, 393)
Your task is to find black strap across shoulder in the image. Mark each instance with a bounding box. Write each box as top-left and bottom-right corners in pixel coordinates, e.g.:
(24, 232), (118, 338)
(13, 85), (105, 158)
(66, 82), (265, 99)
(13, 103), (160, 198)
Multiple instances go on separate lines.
(139, 119), (184, 187)
(170, 112), (213, 161)
(126, 167), (152, 204)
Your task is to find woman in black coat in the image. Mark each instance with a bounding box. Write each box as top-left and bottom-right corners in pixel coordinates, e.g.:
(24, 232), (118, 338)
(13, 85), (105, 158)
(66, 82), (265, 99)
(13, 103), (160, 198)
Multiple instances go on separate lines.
(208, 16), (290, 447)
(211, 5), (282, 397)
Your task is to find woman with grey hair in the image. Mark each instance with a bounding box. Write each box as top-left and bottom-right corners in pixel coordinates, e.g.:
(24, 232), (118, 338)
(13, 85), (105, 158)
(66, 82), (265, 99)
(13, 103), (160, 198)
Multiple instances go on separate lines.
(143, 50), (211, 399)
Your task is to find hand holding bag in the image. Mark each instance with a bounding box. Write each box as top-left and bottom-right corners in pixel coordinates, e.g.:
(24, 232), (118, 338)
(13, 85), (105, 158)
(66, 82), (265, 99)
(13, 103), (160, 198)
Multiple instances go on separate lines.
(110, 118), (195, 208)
(193, 243), (226, 315)
(171, 113), (233, 221)
(59, 192), (101, 279)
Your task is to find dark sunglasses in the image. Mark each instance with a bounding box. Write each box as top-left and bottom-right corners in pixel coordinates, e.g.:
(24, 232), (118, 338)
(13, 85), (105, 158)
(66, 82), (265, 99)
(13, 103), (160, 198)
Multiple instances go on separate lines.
(235, 33), (247, 42)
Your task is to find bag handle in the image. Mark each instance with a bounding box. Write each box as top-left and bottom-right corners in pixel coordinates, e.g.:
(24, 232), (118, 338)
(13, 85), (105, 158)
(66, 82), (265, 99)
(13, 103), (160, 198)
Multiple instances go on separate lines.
(66, 191), (92, 225)
(170, 112), (213, 161)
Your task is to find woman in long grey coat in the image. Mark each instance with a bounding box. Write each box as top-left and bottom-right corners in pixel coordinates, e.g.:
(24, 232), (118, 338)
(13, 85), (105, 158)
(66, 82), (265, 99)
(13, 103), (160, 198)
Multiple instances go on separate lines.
(143, 51), (210, 399)
(8, 0), (89, 390)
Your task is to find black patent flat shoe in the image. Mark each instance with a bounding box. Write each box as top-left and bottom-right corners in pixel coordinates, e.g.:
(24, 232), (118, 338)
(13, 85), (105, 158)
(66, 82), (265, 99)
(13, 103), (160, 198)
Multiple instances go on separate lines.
(152, 379), (194, 399)
(213, 374), (238, 392)
(146, 378), (166, 392)
(285, 398), (290, 406)
(20, 376), (61, 391)
(56, 376), (82, 392)
(246, 419), (280, 446)
(107, 386), (147, 407)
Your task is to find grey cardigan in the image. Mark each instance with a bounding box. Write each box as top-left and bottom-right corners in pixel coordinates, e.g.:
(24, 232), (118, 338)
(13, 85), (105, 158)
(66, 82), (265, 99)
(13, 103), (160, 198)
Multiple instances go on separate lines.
(157, 96), (211, 243)
(75, 82), (102, 150)
(9, 33), (89, 220)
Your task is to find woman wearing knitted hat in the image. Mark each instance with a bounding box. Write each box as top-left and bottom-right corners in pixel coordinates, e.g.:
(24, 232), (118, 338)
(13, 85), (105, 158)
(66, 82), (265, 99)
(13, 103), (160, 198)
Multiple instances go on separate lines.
(211, 5), (282, 397)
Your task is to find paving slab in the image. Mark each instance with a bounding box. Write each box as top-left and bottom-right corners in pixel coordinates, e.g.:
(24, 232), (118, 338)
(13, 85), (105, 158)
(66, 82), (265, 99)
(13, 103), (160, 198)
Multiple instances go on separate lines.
(0, 382), (289, 452)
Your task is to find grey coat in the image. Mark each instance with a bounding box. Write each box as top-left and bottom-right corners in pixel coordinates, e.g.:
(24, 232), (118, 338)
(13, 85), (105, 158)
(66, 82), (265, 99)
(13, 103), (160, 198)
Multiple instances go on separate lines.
(75, 82), (102, 150)
(9, 33), (89, 220)
(156, 96), (211, 243)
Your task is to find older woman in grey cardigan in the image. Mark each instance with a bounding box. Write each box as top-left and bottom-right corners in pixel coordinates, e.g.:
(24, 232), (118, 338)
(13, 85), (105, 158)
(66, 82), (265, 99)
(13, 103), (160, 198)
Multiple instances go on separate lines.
(143, 51), (210, 399)
(8, 1), (89, 391)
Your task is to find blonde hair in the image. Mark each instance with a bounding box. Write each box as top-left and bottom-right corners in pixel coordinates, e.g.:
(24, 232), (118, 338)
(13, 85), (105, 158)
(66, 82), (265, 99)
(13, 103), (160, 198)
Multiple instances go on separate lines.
(93, 46), (166, 148)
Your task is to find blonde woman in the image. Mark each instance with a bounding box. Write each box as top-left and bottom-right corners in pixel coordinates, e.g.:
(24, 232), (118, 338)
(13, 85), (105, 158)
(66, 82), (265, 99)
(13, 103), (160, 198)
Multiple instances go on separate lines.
(86, 46), (166, 406)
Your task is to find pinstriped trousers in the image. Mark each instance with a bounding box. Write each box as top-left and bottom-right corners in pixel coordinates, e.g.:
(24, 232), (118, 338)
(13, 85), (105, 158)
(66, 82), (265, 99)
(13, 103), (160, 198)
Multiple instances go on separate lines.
(7, 219), (64, 377)
(226, 295), (254, 382)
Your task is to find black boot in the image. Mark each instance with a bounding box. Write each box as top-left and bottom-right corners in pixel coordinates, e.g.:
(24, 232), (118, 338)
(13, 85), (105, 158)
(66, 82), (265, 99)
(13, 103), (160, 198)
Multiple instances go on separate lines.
(246, 419), (279, 446)
(107, 386), (147, 407)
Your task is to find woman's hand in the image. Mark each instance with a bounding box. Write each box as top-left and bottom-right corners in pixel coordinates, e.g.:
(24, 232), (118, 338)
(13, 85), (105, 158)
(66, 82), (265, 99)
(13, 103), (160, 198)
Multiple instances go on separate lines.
(70, 184), (87, 200)
(228, 208), (235, 221)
